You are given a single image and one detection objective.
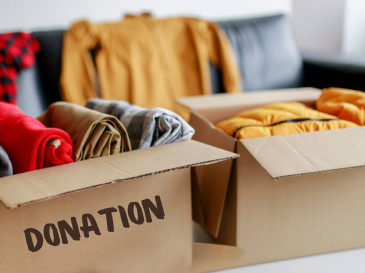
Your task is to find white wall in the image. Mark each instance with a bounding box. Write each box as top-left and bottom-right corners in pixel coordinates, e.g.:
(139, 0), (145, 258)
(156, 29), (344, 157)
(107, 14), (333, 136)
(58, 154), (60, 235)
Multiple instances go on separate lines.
(3, 0), (365, 54)
(343, 0), (365, 54)
(292, 0), (346, 53)
(0, 0), (291, 32)
(292, 0), (365, 54)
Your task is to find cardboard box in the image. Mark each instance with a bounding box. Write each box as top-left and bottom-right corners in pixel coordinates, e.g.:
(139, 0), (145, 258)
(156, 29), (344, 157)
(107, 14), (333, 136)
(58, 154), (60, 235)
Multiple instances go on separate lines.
(178, 88), (365, 269)
(0, 140), (237, 273)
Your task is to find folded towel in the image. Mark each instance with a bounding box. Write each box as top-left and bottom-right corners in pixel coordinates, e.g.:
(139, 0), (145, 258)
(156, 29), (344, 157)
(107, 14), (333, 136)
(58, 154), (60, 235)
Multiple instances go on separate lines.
(0, 102), (74, 174)
(86, 99), (195, 150)
(0, 145), (12, 177)
(38, 102), (131, 161)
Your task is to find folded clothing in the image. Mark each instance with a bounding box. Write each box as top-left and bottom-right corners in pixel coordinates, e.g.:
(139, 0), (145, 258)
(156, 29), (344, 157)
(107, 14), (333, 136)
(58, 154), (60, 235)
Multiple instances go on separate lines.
(86, 99), (195, 150)
(38, 102), (131, 161)
(216, 102), (358, 139)
(317, 88), (365, 126)
(0, 102), (73, 174)
(0, 32), (40, 104)
(0, 145), (12, 177)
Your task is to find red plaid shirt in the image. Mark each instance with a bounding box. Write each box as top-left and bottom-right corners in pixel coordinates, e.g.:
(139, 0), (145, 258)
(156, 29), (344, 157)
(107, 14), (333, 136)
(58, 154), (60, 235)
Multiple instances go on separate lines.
(0, 32), (40, 104)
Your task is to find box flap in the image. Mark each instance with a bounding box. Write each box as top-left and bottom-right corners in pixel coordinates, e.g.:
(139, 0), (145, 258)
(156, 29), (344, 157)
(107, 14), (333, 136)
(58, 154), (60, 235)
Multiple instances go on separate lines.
(241, 127), (365, 180)
(176, 87), (321, 110)
(189, 111), (237, 238)
(0, 140), (238, 209)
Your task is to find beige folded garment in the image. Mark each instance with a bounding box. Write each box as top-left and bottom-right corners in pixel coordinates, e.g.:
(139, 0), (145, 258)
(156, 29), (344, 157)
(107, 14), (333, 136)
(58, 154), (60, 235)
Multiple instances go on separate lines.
(38, 102), (131, 161)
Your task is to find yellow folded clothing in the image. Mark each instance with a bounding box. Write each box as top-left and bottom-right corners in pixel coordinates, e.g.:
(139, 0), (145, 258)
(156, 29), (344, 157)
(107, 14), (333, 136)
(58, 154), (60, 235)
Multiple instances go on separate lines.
(316, 87), (365, 126)
(216, 102), (358, 139)
(38, 102), (131, 161)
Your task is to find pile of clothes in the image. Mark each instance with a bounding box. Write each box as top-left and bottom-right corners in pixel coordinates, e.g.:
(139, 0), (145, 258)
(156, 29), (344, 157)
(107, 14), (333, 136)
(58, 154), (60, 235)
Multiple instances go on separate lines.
(2, 17), (365, 179)
(2, 15), (242, 178)
(0, 15), (242, 120)
(216, 88), (365, 139)
(0, 100), (194, 178)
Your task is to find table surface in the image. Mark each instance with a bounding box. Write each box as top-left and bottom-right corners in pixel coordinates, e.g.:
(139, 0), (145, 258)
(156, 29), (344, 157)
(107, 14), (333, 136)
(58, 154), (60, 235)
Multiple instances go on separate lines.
(215, 247), (365, 273)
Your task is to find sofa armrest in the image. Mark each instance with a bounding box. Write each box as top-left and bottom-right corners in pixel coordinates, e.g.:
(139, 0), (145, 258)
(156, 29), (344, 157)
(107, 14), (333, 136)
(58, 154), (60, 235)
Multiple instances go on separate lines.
(303, 51), (365, 91)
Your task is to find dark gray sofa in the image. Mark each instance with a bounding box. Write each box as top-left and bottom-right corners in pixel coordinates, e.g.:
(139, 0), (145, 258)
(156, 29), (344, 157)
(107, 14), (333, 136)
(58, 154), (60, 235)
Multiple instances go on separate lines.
(15, 14), (365, 117)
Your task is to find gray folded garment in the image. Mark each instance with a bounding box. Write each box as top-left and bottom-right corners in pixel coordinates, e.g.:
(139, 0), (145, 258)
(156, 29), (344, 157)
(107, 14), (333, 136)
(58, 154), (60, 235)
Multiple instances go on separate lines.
(86, 99), (195, 150)
(0, 145), (13, 178)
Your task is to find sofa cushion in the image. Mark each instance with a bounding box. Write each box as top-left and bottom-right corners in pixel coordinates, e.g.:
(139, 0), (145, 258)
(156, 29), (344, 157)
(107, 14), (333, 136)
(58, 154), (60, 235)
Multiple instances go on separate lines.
(16, 30), (64, 116)
(212, 14), (304, 92)
(32, 30), (64, 104)
(16, 62), (47, 117)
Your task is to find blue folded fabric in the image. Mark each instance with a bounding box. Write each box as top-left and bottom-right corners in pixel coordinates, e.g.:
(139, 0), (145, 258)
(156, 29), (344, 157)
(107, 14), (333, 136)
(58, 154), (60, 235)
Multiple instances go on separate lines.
(86, 99), (195, 150)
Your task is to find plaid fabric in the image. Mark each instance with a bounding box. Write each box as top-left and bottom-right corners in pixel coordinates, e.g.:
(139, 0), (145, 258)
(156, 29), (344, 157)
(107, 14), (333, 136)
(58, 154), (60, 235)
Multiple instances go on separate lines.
(0, 32), (40, 104)
(86, 99), (195, 150)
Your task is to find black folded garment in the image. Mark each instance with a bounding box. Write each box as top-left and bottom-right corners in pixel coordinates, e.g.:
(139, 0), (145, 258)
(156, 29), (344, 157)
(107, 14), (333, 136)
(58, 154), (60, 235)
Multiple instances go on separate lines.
(0, 145), (13, 178)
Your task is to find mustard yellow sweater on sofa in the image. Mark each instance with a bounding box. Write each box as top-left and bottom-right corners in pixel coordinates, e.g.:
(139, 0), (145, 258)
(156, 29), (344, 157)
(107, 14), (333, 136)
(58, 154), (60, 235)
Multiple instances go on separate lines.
(60, 14), (241, 116)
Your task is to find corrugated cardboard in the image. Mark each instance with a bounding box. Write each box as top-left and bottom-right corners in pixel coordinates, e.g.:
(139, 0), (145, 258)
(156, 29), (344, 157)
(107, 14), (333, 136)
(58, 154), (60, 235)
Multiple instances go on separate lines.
(230, 140), (365, 265)
(242, 126), (365, 179)
(0, 140), (238, 273)
(177, 87), (321, 237)
(177, 87), (365, 268)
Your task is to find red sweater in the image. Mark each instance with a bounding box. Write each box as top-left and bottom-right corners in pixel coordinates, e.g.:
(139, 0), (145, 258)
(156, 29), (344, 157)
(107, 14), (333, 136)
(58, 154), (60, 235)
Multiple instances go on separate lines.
(0, 103), (74, 174)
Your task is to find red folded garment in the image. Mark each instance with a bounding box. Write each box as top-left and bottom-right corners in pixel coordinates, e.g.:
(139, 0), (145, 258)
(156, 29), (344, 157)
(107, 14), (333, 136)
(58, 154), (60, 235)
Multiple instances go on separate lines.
(0, 102), (74, 174)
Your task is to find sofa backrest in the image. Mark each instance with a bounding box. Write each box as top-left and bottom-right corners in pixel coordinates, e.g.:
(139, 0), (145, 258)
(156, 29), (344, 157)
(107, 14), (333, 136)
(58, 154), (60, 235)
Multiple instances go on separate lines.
(16, 14), (304, 117)
(16, 30), (64, 117)
(212, 14), (304, 93)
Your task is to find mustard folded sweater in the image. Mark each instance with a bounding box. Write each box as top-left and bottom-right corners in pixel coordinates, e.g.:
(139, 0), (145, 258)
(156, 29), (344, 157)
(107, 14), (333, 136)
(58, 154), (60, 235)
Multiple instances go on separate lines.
(60, 14), (241, 117)
(317, 88), (365, 125)
(216, 102), (358, 139)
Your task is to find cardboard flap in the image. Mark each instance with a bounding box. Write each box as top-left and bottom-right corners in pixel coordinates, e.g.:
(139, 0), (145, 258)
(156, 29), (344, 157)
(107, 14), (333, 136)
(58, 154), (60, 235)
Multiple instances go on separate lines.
(0, 140), (238, 209)
(176, 87), (321, 110)
(189, 112), (237, 238)
(241, 127), (365, 179)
